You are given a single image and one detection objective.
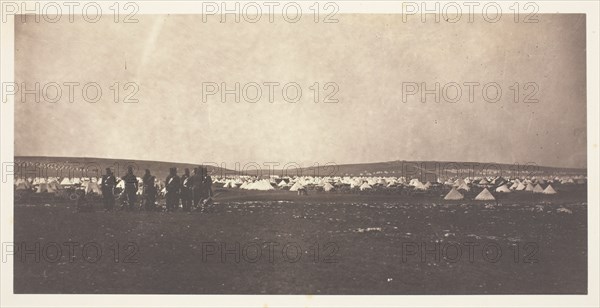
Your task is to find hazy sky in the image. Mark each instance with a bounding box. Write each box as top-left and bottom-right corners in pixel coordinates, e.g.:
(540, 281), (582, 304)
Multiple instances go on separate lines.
(15, 14), (587, 168)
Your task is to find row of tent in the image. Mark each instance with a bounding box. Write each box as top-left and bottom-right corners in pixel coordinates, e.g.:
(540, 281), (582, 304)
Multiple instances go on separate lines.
(14, 177), (166, 196)
(217, 176), (565, 195)
(444, 184), (557, 201)
(15, 173), (574, 196)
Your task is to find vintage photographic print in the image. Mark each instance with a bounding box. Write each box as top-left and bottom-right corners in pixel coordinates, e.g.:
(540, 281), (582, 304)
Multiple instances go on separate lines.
(1, 1), (598, 307)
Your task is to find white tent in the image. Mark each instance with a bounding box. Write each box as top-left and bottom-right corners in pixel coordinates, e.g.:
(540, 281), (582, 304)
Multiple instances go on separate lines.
(457, 182), (470, 191)
(85, 182), (102, 195)
(136, 184), (144, 195)
(244, 179), (275, 191)
(322, 182), (334, 192)
(543, 184), (557, 195)
(277, 180), (289, 187)
(289, 182), (305, 192)
(15, 178), (30, 190)
(15, 182), (29, 190)
(60, 178), (73, 186)
(223, 181), (237, 188)
(515, 182), (527, 191)
(47, 180), (62, 192)
(495, 184), (511, 193)
(453, 179), (466, 187)
(410, 178), (423, 187)
(475, 188), (495, 201)
(525, 183), (535, 192)
(533, 184), (544, 193)
(359, 182), (372, 191)
(444, 188), (464, 200)
(36, 183), (57, 193)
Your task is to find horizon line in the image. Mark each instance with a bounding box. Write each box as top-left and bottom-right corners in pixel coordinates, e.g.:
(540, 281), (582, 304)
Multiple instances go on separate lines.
(13, 155), (588, 172)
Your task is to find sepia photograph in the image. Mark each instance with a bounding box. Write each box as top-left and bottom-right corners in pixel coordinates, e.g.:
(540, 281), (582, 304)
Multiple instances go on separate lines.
(1, 1), (599, 307)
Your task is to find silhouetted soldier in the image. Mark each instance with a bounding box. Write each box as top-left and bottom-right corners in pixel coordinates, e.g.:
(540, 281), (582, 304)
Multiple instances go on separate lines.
(191, 167), (203, 209)
(122, 166), (138, 210)
(199, 167), (214, 212)
(180, 168), (192, 211)
(142, 169), (157, 211)
(101, 168), (116, 211)
(165, 167), (180, 212)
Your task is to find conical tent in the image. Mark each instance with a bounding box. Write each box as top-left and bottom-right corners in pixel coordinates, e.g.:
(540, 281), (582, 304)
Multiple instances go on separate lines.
(223, 181), (237, 188)
(453, 179), (466, 187)
(533, 184), (544, 193)
(457, 182), (470, 191)
(134, 184), (143, 195)
(525, 183), (535, 191)
(116, 179), (125, 189)
(444, 188), (464, 200)
(15, 182), (29, 190)
(322, 182), (334, 192)
(289, 182), (304, 192)
(47, 180), (62, 192)
(495, 184), (511, 193)
(515, 182), (527, 191)
(359, 182), (372, 191)
(543, 184), (557, 194)
(60, 178), (73, 186)
(85, 182), (102, 195)
(277, 180), (288, 187)
(410, 179), (423, 187)
(46, 183), (58, 193)
(245, 179), (275, 191)
(475, 188), (495, 201)
(15, 178), (30, 190)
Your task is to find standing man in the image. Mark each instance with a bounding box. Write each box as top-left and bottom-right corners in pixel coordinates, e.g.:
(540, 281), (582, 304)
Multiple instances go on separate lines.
(142, 169), (157, 211)
(191, 167), (203, 210)
(199, 167), (214, 212)
(180, 168), (192, 211)
(122, 166), (138, 211)
(101, 168), (116, 211)
(165, 167), (180, 212)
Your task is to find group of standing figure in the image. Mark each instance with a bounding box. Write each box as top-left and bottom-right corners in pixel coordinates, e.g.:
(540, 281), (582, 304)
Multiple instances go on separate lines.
(99, 166), (213, 212)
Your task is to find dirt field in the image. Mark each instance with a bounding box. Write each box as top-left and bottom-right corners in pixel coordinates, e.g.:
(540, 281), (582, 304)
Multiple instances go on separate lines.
(13, 186), (587, 294)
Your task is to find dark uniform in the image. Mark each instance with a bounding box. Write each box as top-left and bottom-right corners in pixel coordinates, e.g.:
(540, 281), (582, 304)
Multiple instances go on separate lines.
(101, 168), (116, 211)
(142, 170), (157, 211)
(122, 167), (138, 210)
(165, 168), (180, 211)
(191, 167), (203, 209)
(199, 168), (213, 212)
(180, 169), (192, 211)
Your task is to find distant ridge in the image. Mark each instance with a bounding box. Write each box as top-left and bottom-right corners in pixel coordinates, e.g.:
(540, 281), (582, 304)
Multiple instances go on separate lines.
(14, 156), (586, 180)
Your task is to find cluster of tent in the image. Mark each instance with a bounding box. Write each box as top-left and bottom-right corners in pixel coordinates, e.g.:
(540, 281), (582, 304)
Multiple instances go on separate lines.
(443, 178), (559, 201)
(13, 176), (168, 196)
(15, 172), (580, 199)
(212, 174), (576, 197)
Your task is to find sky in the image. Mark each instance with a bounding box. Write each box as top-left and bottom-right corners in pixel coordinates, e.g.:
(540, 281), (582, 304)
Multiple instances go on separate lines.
(15, 14), (587, 168)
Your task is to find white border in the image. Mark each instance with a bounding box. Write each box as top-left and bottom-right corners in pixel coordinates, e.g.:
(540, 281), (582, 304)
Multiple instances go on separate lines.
(1, 1), (598, 307)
